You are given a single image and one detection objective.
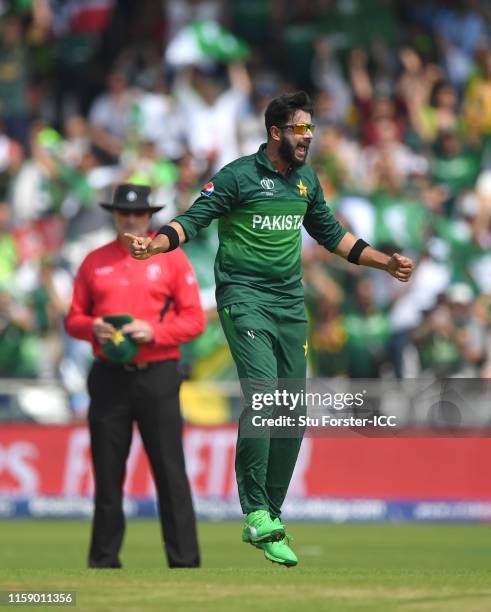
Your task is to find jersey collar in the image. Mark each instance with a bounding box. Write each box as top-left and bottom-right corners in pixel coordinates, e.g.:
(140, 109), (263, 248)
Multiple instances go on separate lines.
(255, 143), (296, 178)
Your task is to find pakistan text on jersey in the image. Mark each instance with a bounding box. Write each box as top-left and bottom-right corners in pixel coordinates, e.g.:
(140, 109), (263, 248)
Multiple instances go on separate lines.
(252, 214), (305, 231)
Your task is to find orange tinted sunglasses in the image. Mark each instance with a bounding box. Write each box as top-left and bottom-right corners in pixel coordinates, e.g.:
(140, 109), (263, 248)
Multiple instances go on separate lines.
(280, 123), (316, 135)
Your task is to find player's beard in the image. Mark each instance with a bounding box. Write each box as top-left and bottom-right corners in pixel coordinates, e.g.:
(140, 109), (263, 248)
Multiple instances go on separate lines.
(279, 136), (309, 168)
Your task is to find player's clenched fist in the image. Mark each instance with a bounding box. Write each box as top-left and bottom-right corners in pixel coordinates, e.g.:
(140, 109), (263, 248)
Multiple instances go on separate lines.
(386, 253), (413, 282)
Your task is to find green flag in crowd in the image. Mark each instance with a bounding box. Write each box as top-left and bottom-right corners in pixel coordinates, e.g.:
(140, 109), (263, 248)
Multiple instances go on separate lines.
(166, 20), (250, 67)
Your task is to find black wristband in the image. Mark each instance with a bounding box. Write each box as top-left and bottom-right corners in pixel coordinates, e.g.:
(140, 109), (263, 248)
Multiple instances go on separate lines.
(347, 238), (370, 264)
(156, 225), (180, 251)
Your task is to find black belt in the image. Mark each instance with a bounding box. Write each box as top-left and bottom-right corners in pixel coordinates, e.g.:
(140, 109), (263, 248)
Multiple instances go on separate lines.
(96, 359), (167, 372)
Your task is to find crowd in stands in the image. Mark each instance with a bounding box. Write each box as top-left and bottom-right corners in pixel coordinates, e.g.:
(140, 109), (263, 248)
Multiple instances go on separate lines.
(1, 0), (491, 416)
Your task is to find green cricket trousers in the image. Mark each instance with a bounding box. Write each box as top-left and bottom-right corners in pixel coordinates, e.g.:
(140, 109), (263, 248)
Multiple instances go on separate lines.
(219, 300), (307, 518)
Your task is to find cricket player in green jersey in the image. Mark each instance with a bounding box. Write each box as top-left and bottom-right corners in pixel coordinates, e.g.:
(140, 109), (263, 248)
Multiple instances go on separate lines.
(125, 91), (413, 567)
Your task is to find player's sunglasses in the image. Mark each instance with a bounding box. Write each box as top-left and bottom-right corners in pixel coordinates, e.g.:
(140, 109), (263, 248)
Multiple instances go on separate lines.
(279, 123), (316, 135)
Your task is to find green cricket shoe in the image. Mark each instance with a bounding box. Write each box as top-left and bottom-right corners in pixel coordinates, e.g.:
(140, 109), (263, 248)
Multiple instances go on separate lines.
(242, 510), (285, 544)
(259, 534), (298, 567)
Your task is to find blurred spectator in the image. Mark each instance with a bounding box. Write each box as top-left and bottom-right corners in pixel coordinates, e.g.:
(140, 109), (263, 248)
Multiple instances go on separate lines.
(0, 201), (17, 287)
(414, 297), (465, 377)
(0, 130), (24, 196)
(304, 251), (348, 378)
(0, 286), (39, 378)
(397, 47), (434, 105)
(28, 257), (72, 378)
(173, 62), (251, 172)
(446, 283), (486, 371)
(389, 247), (451, 379)
(130, 73), (187, 161)
(369, 180), (429, 257)
(473, 292), (491, 376)
(349, 47), (406, 146)
(344, 278), (390, 378)
(464, 47), (491, 139)
(311, 38), (352, 125)
(432, 0), (489, 59)
(88, 69), (136, 163)
(10, 123), (60, 223)
(430, 131), (481, 214)
(61, 115), (91, 166)
(363, 117), (428, 192)
(311, 123), (365, 195)
(51, 0), (116, 124)
(237, 75), (281, 156)
(0, 15), (30, 148)
(414, 283), (485, 377)
(407, 80), (462, 144)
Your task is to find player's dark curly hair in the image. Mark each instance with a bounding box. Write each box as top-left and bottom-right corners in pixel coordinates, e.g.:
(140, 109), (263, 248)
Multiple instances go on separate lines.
(264, 91), (313, 138)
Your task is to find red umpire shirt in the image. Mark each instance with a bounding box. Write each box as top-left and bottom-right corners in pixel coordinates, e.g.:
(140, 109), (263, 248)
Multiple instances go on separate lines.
(65, 237), (205, 362)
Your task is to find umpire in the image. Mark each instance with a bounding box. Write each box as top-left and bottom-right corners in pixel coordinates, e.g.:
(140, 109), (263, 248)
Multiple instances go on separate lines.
(65, 184), (205, 568)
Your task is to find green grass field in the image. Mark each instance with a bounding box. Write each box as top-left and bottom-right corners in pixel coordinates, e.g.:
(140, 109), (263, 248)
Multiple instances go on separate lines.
(0, 521), (490, 611)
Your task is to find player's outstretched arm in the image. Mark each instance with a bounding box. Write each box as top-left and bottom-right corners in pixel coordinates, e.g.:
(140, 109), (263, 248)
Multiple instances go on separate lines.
(334, 232), (413, 282)
(124, 222), (186, 259)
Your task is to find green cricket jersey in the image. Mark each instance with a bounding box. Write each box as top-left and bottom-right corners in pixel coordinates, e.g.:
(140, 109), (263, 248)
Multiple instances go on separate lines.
(173, 144), (346, 309)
